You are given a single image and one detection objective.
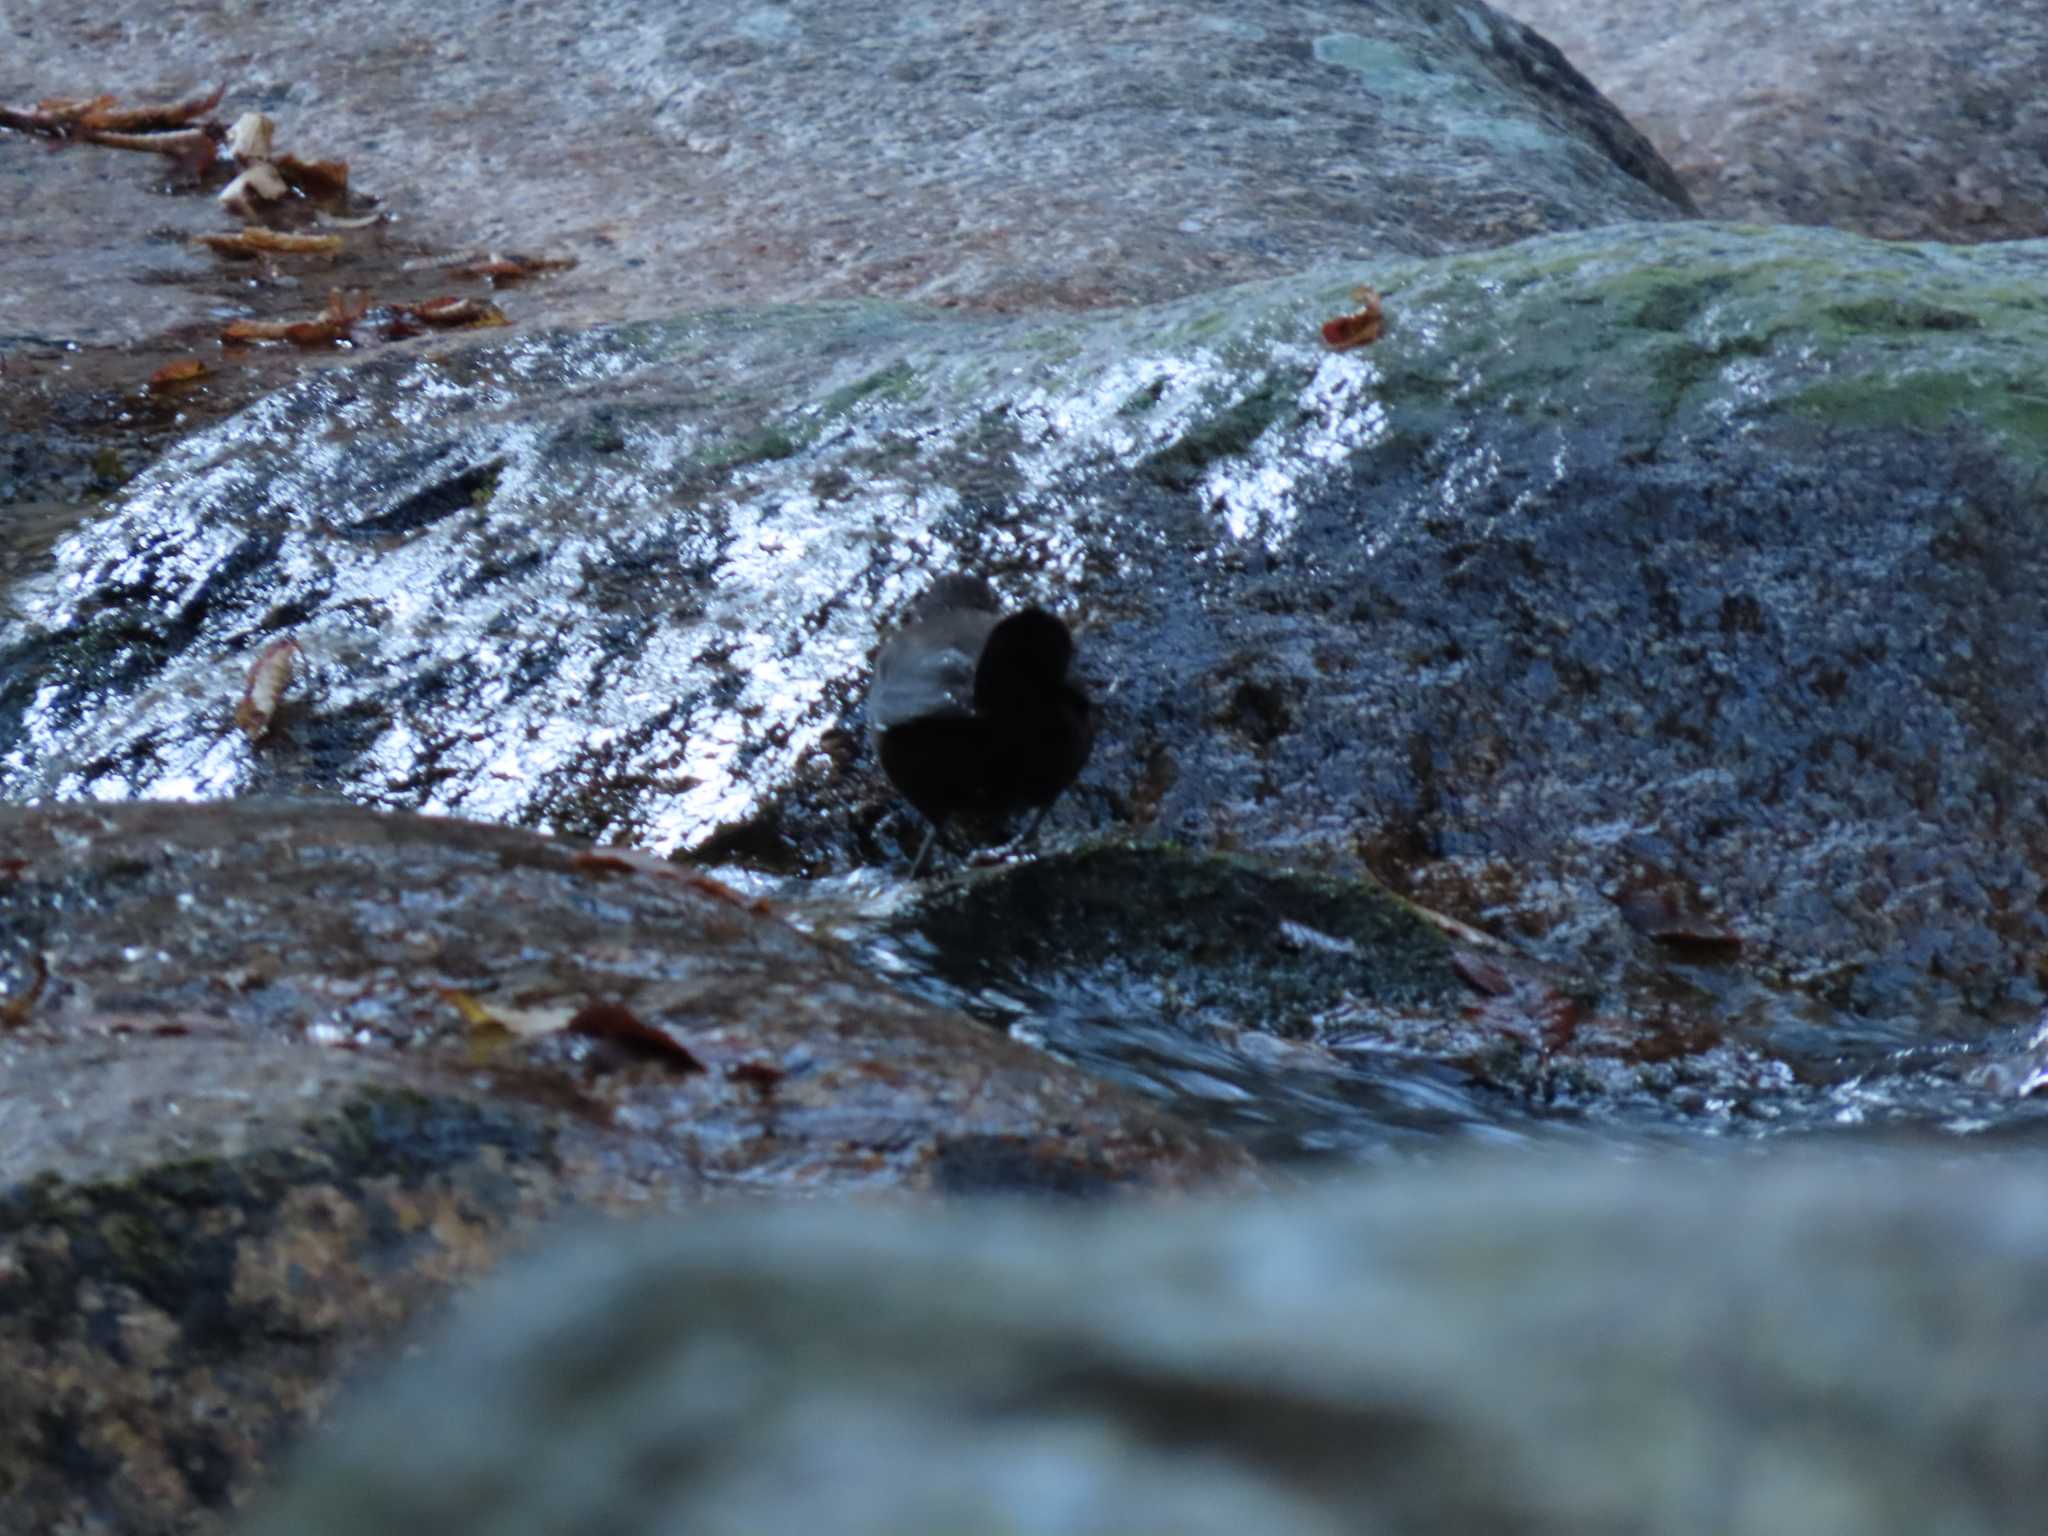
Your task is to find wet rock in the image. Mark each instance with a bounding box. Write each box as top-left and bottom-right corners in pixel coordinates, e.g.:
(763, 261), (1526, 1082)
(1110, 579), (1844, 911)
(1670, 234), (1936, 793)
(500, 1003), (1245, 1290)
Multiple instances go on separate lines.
(876, 847), (1496, 1156)
(1, 0), (1693, 516)
(245, 1150), (2048, 1535)
(5, 222), (2045, 1146)
(1, 0), (1689, 355)
(0, 798), (1248, 1536)
(1499, 0), (2048, 241)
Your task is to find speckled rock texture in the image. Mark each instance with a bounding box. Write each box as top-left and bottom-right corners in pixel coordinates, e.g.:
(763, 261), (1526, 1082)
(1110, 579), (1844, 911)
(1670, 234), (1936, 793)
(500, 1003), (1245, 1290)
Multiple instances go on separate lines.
(246, 1151), (2048, 1536)
(0, 0), (1690, 353)
(7, 222), (2045, 1143)
(1499, 0), (2048, 241)
(0, 800), (1249, 1536)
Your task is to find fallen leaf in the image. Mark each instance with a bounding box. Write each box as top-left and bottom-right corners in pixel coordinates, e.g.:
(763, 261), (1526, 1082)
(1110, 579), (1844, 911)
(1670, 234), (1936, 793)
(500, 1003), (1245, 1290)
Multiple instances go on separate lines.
(402, 296), (509, 329)
(147, 357), (211, 393)
(223, 288), (367, 347)
(196, 226), (346, 258)
(274, 152), (349, 198)
(436, 986), (504, 1029)
(75, 84), (224, 133)
(1321, 285), (1384, 350)
(236, 635), (300, 741)
(444, 252), (577, 284)
(82, 126), (218, 172)
(438, 988), (707, 1073)
(571, 848), (775, 916)
(30, 93), (118, 125)
(567, 1002), (708, 1071)
(0, 951), (48, 1028)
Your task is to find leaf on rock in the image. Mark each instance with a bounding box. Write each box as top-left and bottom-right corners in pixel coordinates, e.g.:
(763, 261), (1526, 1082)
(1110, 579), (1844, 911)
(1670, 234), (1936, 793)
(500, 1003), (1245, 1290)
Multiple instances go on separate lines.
(437, 988), (707, 1073)
(275, 152), (350, 198)
(568, 1002), (708, 1072)
(235, 635), (300, 741)
(223, 288), (367, 346)
(197, 226), (346, 258)
(1321, 285), (1384, 350)
(72, 84), (225, 133)
(0, 951), (49, 1027)
(147, 357), (211, 393)
(444, 252), (578, 285)
(402, 296), (509, 329)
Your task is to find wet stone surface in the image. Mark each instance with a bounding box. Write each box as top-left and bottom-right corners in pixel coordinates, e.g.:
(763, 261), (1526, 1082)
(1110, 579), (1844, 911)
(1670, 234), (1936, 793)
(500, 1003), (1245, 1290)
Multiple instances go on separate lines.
(1499, 0), (2048, 242)
(0, 799), (1250, 1533)
(5, 224), (2047, 1162)
(5, 7), (2044, 1531)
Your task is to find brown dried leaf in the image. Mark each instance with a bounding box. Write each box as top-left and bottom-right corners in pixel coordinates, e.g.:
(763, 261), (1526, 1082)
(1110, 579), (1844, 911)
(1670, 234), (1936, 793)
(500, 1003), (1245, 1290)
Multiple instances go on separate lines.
(445, 252), (578, 285)
(147, 357), (211, 393)
(235, 635), (300, 741)
(196, 226), (345, 258)
(32, 93), (117, 124)
(82, 127), (218, 175)
(403, 296), (509, 329)
(0, 104), (66, 135)
(1321, 286), (1384, 351)
(223, 289), (367, 347)
(571, 848), (775, 916)
(273, 152), (350, 198)
(76, 84), (224, 132)
(0, 951), (48, 1028)
(438, 989), (706, 1073)
(567, 1002), (707, 1072)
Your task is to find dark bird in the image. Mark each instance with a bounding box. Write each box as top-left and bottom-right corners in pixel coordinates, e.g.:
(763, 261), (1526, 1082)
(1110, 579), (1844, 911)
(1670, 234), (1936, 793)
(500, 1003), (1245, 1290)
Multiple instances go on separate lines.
(869, 573), (1095, 877)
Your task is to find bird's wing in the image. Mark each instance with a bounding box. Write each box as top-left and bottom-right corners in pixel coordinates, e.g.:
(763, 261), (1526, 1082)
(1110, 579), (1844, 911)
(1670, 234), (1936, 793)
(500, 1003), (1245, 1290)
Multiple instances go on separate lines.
(869, 624), (984, 729)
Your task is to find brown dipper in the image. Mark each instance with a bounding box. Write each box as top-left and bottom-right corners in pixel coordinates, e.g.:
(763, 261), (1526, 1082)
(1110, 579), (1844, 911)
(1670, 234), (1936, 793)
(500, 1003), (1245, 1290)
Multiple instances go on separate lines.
(869, 573), (1095, 877)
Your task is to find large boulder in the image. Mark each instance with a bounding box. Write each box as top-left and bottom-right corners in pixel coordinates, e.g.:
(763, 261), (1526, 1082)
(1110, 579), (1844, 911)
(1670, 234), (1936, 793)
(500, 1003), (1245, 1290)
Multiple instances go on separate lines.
(0, 799), (1249, 1536)
(1500, 0), (2048, 241)
(6, 223), (2044, 1134)
(246, 1150), (2048, 1535)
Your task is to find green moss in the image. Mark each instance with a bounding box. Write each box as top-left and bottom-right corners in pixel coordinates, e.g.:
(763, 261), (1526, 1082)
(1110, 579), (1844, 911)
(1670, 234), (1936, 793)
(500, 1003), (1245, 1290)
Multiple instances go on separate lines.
(694, 424), (807, 470)
(1825, 298), (1984, 333)
(1643, 332), (1775, 408)
(1787, 374), (2048, 455)
(467, 464), (502, 508)
(819, 361), (922, 416)
(1631, 275), (1736, 334)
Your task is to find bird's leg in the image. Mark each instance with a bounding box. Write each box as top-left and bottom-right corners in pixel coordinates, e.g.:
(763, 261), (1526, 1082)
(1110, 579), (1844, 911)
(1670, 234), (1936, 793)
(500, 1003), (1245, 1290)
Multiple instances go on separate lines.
(907, 819), (946, 879)
(987, 802), (1054, 862)
(1015, 802), (1053, 846)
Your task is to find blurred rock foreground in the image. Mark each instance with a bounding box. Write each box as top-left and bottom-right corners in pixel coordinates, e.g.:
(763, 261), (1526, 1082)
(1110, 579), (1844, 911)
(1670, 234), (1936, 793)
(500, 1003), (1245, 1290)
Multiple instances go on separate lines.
(248, 1153), (2048, 1536)
(2, 0), (2046, 1530)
